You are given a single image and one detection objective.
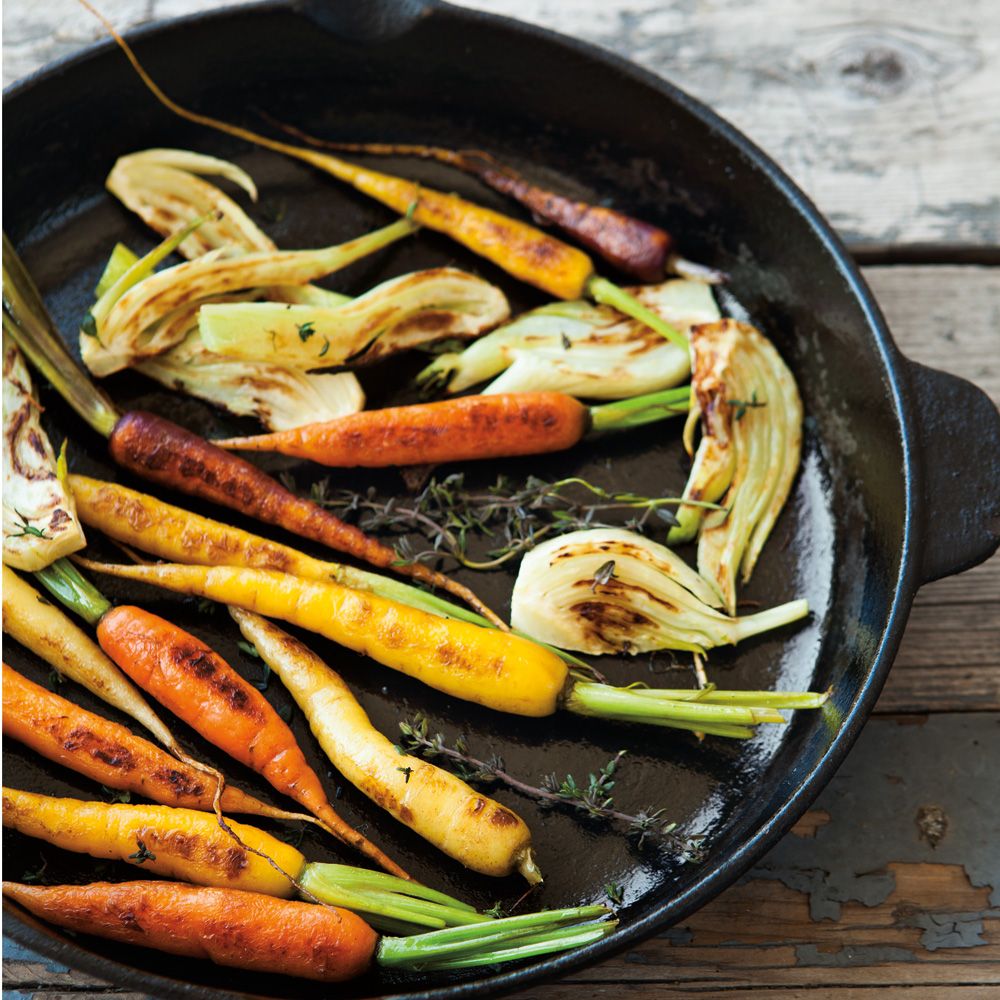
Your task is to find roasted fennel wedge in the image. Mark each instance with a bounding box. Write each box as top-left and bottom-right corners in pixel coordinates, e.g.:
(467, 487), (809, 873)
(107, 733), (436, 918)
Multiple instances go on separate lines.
(2, 336), (86, 570)
(418, 279), (718, 398)
(510, 528), (808, 655)
(667, 319), (803, 613)
(198, 267), (510, 368)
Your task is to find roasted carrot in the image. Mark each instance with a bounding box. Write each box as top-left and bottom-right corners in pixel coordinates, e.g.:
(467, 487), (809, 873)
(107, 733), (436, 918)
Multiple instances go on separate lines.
(79, 6), (690, 353)
(80, 561), (570, 718)
(93, 605), (406, 878)
(4, 881), (377, 982)
(231, 610), (541, 883)
(2, 239), (503, 628)
(3, 786), (304, 898)
(218, 392), (588, 468)
(4, 785), (496, 929)
(2, 663), (317, 823)
(4, 879), (613, 977)
(216, 389), (691, 467)
(1, 565), (180, 754)
(265, 127), (677, 282)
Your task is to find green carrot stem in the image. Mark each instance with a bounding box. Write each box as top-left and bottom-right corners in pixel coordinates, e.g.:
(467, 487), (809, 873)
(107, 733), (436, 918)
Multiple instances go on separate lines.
(417, 921), (618, 970)
(566, 683), (786, 726)
(2, 238), (120, 439)
(297, 865), (487, 932)
(33, 557), (112, 627)
(624, 688), (831, 709)
(376, 905), (609, 967)
(588, 713), (756, 739)
(587, 276), (689, 351)
(588, 385), (692, 433)
(302, 863), (477, 911)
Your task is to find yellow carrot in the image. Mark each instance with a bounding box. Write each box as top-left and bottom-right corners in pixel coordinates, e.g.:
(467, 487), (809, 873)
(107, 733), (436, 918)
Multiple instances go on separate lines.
(2, 786), (303, 897)
(231, 610), (540, 883)
(77, 559), (568, 718)
(1, 565), (178, 751)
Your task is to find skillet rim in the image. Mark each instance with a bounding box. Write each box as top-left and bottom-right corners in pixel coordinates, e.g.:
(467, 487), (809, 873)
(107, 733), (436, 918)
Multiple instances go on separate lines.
(1, 2), (922, 997)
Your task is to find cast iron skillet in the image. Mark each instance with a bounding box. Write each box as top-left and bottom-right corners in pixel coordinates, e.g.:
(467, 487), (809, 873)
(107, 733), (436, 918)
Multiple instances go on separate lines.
(3, 2), (999, 997)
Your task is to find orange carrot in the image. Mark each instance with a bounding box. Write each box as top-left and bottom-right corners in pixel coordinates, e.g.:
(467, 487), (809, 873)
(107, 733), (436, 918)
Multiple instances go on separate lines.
(217, 392), (589, 468)
(106, 410), (504, 627)
(93, 607), (407, 878)
(3, 881), (377, 982)
(2, 662), (311, 822)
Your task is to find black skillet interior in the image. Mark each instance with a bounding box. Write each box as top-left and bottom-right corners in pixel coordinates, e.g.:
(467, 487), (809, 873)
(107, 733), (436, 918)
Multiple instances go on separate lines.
(2, 2), (923, 997)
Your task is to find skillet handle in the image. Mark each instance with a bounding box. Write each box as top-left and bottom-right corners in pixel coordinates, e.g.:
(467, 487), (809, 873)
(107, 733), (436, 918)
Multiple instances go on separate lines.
(908, 360), (1000, 584)
(296, 0), (438, 42)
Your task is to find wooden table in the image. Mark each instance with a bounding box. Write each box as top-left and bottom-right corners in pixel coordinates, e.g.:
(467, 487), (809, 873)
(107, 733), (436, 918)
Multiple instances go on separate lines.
(3, 1), (998, 997)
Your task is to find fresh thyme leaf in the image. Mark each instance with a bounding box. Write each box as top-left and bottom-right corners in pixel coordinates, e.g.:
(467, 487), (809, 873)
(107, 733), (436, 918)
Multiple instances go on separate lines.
(281, 823), (307, 849)
(238, 639), (261, 659)
(127, 838), (156, 864)
(47, 669), (64, 689)
(80, 312), (98, 338)
(317, 336), (330, 358)
(101, 785), (132, 804)
(296, 320), (316, 342)
(10, 510), (49, 539)
(592, 559), (616, 590)
(397, 766), (413, 783)
(252, 661), (271, 692)
(727, 390), (766, 421)
(604, 882), (624, 905)
(22, 855), (50, 885)
(484, 901), (508, 919)
(560, 332), (572, 350)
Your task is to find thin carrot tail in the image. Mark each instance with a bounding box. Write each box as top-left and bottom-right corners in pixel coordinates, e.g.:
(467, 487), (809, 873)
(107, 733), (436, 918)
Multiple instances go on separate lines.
(397, 561), (509, 631)
(311, 802), (411, 881)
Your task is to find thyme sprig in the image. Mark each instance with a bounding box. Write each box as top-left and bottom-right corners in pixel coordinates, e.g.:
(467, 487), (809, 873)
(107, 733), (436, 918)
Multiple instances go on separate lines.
(397, 716), (701, 856)
(286, 472), (716, 571)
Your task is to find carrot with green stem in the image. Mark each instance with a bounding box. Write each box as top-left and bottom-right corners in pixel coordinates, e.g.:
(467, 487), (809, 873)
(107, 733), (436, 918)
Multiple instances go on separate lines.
(79, 0), (689, 352)
(2, 663), (327, 826)
(75, 558), (829, 738)
(2, 233), (504, 628)
(67, 474), (592, 671)
(214, 388), (691, 468)
(2, 787), (491, 930)
(231, 609), (542, 883)
(3, 881), (613, 981)
(29, 562), (405, 877)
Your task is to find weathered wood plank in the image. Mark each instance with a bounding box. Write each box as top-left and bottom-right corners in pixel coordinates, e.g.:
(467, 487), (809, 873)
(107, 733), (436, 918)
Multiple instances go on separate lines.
(4, 1), (998, 246)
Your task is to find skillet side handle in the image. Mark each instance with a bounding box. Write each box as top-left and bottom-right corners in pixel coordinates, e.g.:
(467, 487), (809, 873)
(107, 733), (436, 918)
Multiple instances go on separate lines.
(909, 361), (1000, 584)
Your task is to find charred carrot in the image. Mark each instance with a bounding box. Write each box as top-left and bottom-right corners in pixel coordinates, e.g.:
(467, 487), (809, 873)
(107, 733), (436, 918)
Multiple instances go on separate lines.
(4, 879), (613, 977)
(93, 605), (406, 878)
(79, 7), (689, 351)
(262, 126), (720, 283)
(3, 786), (494, 929)
(2, 663), (318, 824)
(2, 565), (181, 756)
(79, 560), (570, 718)
(216, 388), (690, 467)
(231, 610), (541, 883)
(2, 235), (503, 628)
(3, 786), (304, 898)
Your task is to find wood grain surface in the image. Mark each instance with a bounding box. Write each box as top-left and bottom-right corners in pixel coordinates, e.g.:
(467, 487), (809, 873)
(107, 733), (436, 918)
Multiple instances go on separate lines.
(2, 1), (998, 998)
